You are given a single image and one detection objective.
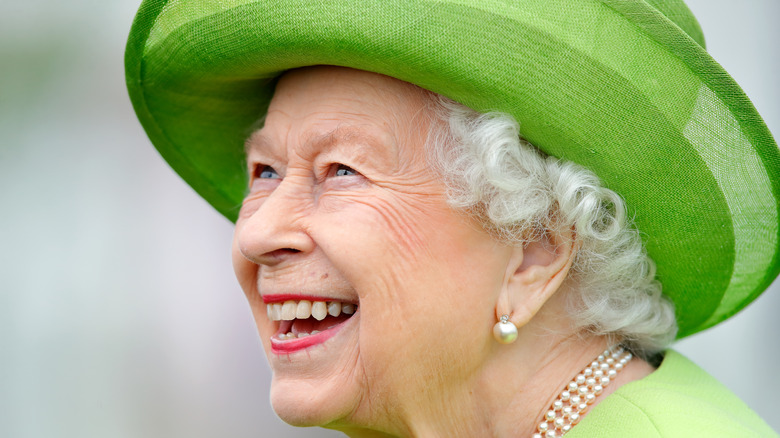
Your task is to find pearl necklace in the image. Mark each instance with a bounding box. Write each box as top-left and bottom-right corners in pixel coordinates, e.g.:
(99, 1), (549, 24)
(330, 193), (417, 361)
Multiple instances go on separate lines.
(532, 346), (633, 438)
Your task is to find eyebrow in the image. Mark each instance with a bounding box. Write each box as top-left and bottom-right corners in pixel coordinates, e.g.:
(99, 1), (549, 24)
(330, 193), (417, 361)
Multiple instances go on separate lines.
(245, 126), (386, 161)
(244, 129), (271, 156)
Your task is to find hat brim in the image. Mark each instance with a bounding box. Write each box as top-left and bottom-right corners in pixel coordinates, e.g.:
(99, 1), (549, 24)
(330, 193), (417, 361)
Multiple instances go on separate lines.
(126, 0), (780, 338)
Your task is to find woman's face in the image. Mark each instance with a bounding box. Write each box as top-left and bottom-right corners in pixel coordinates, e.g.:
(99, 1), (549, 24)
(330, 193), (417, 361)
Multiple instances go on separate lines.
(232, 66), (513, 433)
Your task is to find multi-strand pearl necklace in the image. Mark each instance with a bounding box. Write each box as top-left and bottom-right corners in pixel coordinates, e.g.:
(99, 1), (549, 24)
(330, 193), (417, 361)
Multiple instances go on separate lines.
(532, 346), (633, 438)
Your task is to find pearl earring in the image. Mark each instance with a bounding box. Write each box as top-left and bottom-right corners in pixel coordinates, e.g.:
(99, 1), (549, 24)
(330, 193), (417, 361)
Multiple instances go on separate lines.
(493, 314), (518, 344)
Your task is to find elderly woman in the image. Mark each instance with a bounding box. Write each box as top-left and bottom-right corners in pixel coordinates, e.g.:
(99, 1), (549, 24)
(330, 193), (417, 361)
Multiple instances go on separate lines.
(126, 1), (778, 436)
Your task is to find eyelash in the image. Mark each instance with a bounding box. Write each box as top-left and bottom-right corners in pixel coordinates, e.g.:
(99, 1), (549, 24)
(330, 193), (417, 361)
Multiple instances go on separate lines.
(332, 164), (358, 177)
(255, 165), (279, 179)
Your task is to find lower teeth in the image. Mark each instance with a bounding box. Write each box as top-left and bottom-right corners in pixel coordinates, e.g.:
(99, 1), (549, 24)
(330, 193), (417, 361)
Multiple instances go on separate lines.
(278, 330), (321, 340)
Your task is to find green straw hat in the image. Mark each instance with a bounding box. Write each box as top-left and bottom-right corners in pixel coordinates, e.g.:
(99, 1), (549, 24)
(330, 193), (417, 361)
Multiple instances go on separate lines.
(126, 0), (779, 339)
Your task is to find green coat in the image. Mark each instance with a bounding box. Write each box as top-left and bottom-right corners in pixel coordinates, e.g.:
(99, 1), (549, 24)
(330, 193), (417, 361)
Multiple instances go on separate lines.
(567, 350), (777, 437)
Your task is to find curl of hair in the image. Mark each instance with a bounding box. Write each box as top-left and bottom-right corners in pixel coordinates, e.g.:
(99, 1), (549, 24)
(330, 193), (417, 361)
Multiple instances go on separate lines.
(426, 97), (677, 357)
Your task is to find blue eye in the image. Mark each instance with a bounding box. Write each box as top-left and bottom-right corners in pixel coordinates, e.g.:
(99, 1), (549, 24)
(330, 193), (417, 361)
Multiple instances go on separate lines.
(335, 164), (357, 177)
(258, 165), (280, 179)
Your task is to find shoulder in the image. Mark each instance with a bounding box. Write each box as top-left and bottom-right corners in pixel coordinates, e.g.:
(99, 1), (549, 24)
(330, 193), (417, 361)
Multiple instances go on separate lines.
(565, 350), (778, 438)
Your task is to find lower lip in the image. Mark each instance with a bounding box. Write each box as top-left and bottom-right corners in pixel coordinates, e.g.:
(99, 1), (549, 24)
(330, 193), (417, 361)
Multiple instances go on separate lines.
(270, 321), (346, 354)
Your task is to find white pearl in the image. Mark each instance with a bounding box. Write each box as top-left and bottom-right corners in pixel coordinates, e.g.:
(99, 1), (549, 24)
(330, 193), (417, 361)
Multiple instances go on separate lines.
(578, 402), (588, 412)
(562, 425), (572, 432)
(492, 320), (518, 344)
(594, 385), (603, 395)
(545, 431), (557, 438)
(539, 422), (549, 432)
(563, 406), (573, 416)
(585, 393), (596, 404)
(533, 434), (543, 438)
(586, 377), (596, 387)
(570, 413), (580, 424)
(583, 367), (593, 376)
(608, 369), (617, 378)
(560, 391), (570, 401)
(553, 400), (563, 411)
(601, 377), (610, 386)
(554, 417), (564, 429)
(568, 382), (578, 392)
(546, 410), (556, 421)
(575, 374), (585, 385)
(571, 395), (581, 405)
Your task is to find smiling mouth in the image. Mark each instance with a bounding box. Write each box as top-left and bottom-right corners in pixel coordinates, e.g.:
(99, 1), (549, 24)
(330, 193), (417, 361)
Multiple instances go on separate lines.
(265, 298), (357, 353)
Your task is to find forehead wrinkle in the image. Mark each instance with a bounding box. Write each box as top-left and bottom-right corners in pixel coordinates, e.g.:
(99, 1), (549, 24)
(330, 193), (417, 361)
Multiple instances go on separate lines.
(297, 125), (397, 167)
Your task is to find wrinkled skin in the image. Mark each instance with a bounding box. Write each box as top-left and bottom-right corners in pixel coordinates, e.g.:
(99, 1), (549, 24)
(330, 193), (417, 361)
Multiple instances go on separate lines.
(233, 66), (514, 435)
(231, 66), (652, 437)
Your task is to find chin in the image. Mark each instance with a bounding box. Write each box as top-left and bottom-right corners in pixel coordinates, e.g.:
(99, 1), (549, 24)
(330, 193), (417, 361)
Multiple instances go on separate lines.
(259, 309), (367, 429)
(268, 373), (361, 428)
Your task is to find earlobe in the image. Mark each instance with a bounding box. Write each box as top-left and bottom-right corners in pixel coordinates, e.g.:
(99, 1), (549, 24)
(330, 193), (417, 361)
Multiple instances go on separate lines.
(495, 227), (577, 329)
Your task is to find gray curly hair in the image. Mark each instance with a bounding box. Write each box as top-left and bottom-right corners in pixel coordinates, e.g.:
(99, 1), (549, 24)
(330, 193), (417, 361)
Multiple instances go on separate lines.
(426, 97), (677, 356)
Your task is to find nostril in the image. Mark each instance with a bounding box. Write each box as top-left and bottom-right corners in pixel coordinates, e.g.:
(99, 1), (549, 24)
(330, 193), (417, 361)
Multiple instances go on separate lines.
(272, 248), (301, 258)
(256, 248), (301, 265)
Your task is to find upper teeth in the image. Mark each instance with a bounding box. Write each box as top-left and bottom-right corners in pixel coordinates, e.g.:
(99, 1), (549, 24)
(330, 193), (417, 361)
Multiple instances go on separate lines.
(266, 300), (356, 321)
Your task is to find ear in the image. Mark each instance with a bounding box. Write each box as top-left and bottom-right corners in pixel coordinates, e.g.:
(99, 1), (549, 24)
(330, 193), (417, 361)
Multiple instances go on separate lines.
(495, 227), (577, 328)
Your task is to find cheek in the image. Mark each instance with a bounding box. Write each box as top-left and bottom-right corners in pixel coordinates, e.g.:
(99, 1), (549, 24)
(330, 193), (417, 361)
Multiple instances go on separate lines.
(231, 223), (255, 292)
(316, 193), (440, 295)
(318, 190), (441, 256)
(317, 192), (502, 342)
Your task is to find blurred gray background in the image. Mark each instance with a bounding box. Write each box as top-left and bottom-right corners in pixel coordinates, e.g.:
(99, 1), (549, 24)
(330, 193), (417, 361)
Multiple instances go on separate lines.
(1, 1), (777, 437)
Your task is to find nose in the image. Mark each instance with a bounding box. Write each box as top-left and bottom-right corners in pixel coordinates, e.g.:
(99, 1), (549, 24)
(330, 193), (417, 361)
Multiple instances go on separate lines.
(236, 178), (315, 267)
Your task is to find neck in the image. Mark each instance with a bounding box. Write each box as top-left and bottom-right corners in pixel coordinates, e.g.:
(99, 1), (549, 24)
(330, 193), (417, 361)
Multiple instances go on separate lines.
(352, 335), (651, 438)
(473, 335), (616, 438)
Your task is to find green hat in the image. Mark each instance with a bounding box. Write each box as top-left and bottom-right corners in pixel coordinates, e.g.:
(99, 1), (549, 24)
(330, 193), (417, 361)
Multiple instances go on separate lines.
(125, 0), (779, 339)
